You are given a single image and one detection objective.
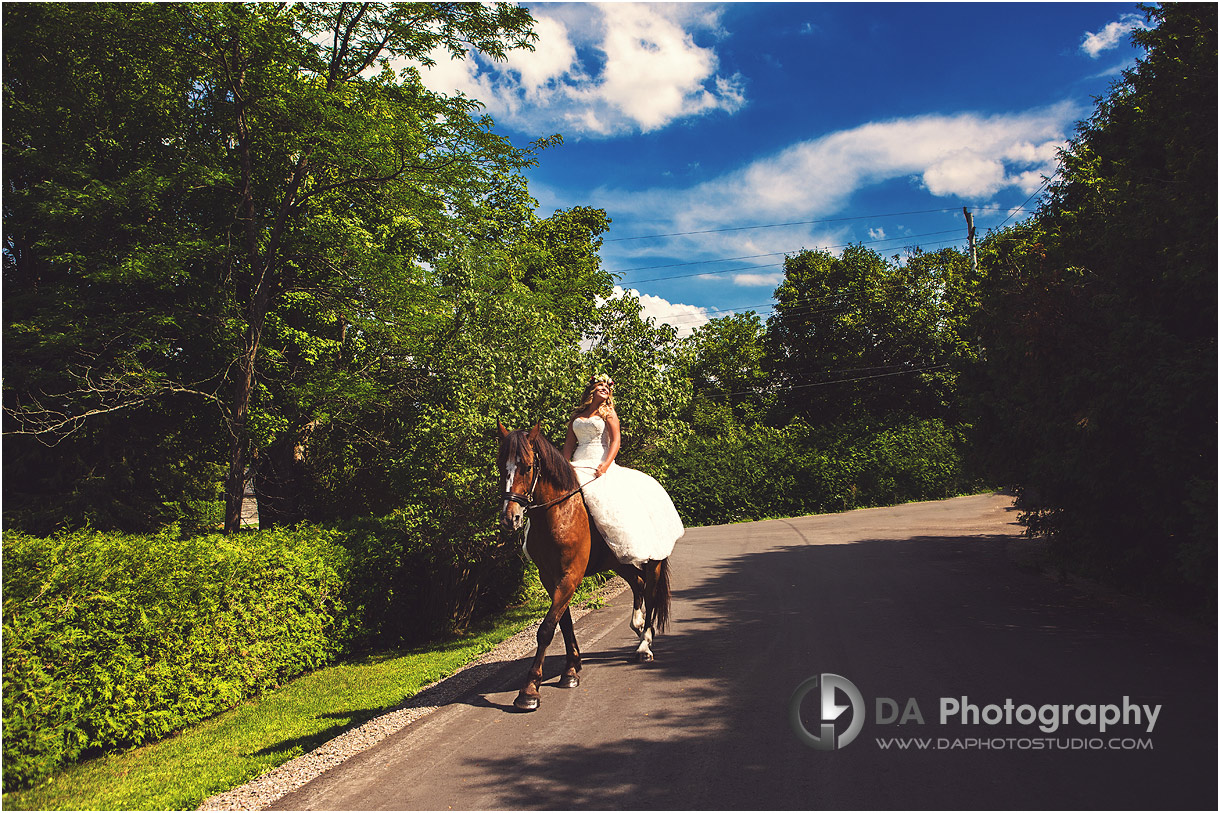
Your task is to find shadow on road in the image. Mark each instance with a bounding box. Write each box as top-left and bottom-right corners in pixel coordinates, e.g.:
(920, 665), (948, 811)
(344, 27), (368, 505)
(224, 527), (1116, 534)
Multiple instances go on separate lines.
(459, 533), (1217, 809)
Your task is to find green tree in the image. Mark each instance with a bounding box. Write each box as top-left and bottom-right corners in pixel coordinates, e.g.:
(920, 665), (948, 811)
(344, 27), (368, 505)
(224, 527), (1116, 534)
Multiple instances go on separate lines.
(971, 3), (1216, 605)
(4, 3), (549, 532)
(682, 312), (771, 435)
(299, 206), (616, 520)
(764, 244), (973, 427)
(181, 2), (541, 531)
(3, 3), (233, 532)
(582, 291), (694, 467)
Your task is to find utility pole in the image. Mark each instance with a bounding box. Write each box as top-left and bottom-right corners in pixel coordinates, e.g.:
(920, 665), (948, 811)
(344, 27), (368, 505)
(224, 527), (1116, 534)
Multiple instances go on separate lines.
(962, 207), (977, 274)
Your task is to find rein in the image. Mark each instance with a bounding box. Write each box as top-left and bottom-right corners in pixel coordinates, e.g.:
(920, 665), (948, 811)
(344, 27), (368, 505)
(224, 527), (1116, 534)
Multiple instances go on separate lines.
(524, 479), (597, 513)
(501, 439), (596, 514)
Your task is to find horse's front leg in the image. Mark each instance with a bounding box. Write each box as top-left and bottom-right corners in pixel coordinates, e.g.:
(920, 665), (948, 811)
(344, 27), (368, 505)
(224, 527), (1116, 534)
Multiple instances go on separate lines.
(516, 577), (580, 711)
(557, 607), (581, 689)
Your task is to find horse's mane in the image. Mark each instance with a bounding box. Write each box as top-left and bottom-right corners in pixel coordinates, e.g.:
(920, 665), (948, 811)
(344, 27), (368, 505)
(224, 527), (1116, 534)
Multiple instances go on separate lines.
(506, 429), (580, 492)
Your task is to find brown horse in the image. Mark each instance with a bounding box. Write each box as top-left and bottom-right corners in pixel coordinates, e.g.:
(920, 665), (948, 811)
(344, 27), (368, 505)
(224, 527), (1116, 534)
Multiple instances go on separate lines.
(497, 422), (672, 712)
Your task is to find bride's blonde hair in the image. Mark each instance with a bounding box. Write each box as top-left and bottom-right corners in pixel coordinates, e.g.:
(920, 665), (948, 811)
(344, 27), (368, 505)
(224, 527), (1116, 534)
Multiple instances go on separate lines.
(571, 374), (616, 421)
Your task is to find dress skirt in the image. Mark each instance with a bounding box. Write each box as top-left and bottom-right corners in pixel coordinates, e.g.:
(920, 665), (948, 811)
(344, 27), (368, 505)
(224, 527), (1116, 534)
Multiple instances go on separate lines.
(571, 462), (684, 567)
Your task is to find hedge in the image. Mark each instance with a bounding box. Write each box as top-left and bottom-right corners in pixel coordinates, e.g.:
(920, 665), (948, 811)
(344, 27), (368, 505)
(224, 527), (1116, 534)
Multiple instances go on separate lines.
(1, 507), (527, 792)
(2, 526), (353, 790)
(655, 417), (980, 527)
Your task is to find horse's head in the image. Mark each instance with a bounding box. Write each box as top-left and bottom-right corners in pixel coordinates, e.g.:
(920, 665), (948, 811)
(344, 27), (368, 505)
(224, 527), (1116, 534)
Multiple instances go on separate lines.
(497, 421), (541, 531)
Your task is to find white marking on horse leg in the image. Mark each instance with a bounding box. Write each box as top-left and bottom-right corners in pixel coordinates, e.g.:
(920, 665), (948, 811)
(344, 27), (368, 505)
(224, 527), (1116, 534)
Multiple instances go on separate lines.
(630, 607), (646, 637)
(635, 627), (654, 660)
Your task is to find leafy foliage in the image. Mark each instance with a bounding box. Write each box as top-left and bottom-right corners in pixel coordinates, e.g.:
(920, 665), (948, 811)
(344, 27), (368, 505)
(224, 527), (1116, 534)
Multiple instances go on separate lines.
(766, 244), (976, 427)
(657, 416), (977, 527)
(2, 2), (547, 532)
(2, 526), (353, 790)
(583, 290), (694, 466)
(683, 312), (772, 434)
(3, 3), (233, 533)
(969, 4), (1216, 607)
(337, 509), (526, 648)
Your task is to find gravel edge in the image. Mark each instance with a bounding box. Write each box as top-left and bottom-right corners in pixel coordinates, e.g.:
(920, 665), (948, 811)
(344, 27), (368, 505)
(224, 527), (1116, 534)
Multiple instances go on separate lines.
(197, 576), (629, 811)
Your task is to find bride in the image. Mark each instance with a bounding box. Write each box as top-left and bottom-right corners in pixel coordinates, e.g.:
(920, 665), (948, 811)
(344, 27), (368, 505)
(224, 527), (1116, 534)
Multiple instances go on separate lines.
(561, 374), (684, 566)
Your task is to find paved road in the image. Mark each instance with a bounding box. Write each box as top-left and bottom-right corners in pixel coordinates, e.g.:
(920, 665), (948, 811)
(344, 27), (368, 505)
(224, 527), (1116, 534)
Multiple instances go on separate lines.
(272, 494), (1216, 810)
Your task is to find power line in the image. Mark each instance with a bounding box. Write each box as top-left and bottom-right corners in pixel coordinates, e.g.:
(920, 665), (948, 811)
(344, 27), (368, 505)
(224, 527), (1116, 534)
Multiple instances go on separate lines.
(606, 195), (1039, 339)
(995, 170), (1060, 230)
(655, 275), (936, 326)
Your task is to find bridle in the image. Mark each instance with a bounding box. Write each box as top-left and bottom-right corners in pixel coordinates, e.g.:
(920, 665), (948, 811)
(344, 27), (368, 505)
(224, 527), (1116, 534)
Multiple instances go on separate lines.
(501, 439), (593, 514)
(502, 451), (543, 510)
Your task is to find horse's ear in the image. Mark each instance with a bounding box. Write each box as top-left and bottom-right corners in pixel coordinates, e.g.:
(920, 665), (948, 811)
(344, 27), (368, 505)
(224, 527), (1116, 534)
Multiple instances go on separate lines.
(497, 420), (509, 439)
(527, 423), (541, 442)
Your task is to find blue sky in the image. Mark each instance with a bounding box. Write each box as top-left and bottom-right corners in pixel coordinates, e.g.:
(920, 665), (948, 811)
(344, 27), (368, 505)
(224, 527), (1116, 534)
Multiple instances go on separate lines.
(412, 2), (1148, 335)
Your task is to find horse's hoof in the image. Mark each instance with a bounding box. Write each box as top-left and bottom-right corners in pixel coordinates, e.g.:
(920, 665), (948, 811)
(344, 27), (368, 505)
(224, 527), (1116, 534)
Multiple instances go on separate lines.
(558, 673), (580, 689)
(514, 694), (540, 711)
(637, 650), (655, 663)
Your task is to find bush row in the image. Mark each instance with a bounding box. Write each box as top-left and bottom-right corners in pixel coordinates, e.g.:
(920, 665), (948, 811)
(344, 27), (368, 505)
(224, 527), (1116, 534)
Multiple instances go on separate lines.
(1, 507), (523, 792)
(655, 416), (980, 527)
(1, 526), (352, 790)
(336, 505), (526, 650)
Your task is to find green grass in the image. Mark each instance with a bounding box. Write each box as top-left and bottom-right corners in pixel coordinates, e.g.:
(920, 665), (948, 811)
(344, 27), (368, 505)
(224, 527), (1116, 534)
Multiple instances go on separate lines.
(3, 570), (613, 811)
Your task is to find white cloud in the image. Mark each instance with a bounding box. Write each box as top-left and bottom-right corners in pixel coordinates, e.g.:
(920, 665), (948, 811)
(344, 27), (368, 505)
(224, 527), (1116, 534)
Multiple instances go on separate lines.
(1003, 140), (1060, 164)
(922, 153), (1007, 197)
(409, 3), (745, 137)
(510, 15), (581, 98)
(732, 272), (784, 287)
(594, 104), (1079, 266)
(867, 227), (886, 241)
(1081, 14), (1148, 58)
(615, 285), (709, 337)
(1010, 168), (1053, 194)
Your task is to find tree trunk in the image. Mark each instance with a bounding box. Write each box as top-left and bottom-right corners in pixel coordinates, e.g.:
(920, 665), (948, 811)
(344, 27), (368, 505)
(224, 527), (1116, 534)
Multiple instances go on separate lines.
(218, 23), (312, 532)
(223, 341), (258, 533)
(223, 39), (265, 534)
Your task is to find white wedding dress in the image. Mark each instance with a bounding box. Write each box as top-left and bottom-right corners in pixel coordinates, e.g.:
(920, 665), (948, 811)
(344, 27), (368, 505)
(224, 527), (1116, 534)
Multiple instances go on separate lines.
(570, 415), (684, 567)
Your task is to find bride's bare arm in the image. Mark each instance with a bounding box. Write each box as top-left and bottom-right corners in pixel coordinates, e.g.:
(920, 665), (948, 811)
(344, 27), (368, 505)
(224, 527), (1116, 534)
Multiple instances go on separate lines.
(597, 412), (621, 476)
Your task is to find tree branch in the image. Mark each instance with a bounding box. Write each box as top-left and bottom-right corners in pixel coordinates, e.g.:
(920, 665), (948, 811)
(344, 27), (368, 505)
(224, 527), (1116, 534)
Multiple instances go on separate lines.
(5, 368), (228, 447)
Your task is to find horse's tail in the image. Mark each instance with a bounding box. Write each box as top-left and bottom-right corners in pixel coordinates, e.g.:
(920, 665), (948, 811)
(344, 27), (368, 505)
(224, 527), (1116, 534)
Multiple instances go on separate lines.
(653, 558), (672, 635)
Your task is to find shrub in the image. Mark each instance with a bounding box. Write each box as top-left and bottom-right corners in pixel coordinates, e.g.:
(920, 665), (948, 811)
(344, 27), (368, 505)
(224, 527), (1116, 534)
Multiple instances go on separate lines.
(656, 417), (979, 527)
(338, 504), (526, 649)
(1, 526), (352, 791)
